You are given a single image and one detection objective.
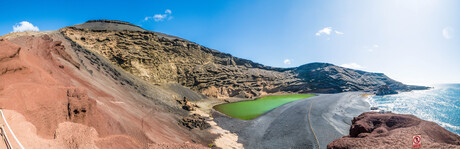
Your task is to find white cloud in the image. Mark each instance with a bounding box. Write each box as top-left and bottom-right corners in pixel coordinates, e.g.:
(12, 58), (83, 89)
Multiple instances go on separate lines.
(315, 27), (344, 36)
(315, 27), (332, 36)
(145, 9), (173, 22)
(283, 59), (291, 65)
(340, 63), (364, 69)
(12, 21), (39, 32)
(334, 30), (344, 35)
(165, 9), (172, 14)
(365, 44), (379, 52)
(153, 14), (167, 21)
(442, 27), (454, 39)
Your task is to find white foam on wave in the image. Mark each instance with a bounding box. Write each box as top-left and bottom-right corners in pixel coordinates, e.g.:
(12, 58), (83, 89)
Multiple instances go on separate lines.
(431, 119), (460, 131)
(364, 95), (375, 109)
(368, 85), (460, 135)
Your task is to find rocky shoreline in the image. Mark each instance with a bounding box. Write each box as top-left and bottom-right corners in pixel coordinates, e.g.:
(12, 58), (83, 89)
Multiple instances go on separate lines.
(213, 92), (370, 148)
(328, 112), (460, 148)
(212, 92), (460, 149)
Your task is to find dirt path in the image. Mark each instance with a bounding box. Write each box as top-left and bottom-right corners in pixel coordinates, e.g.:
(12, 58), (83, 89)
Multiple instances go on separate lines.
(213, 92), (369, 149)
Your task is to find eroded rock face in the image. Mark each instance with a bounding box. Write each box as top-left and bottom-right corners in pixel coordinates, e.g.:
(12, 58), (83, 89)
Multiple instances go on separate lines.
(66, 87), (95, 124)
(177, 97), (199, 111)
(348, 112), (421, 137)
(328, 112), (460, 149)
(0, 33), (213, 148)
(0, 37), (110, 139)
(59, 20), (425, 98)
(179, 114), (211, 130)
(60, 26), (298, 99)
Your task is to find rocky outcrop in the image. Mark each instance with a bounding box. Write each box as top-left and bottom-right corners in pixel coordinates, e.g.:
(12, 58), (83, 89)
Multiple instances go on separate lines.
(43, 34), (81, 69)
(375, 85), (398, 96)
(177, 97), (199, 111)
(59, 20), (427, 98)
(292, 63), (412, 93)
(328, 112), (460, 148)
(66, 87), (94, 124)
(179, 114), (211, 130)
(60, 25), (295, 99)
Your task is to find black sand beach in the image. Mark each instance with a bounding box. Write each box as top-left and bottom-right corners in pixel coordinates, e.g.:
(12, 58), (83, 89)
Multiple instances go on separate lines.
(213, 92), (370, 149)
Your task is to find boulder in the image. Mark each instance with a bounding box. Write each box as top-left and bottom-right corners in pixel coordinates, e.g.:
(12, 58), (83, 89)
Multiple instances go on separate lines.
(177, 97), (199, 111)
(179, 114), (210, 130)
(328, 112), (460, 148)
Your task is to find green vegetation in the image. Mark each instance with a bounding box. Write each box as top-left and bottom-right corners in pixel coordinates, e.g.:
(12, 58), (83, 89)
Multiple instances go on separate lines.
(214, 94), (315, 120)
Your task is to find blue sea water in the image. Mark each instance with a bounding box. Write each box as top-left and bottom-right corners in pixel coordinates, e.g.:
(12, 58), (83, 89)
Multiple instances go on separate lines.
(367, 84), (460, 135)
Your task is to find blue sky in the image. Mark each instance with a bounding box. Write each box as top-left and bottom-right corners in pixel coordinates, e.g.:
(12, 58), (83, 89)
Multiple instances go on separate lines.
(1, 0), (459, 85)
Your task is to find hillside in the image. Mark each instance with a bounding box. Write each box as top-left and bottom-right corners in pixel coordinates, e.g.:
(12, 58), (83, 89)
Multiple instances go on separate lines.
(0, 31), (213, 148)
(0, 20), (431, 148)
(60, 20), (427, 99)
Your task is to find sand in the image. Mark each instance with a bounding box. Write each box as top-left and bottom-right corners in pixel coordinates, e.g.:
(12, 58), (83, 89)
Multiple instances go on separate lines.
(191, 108), (244, 149)
(213, 92), (370, 149)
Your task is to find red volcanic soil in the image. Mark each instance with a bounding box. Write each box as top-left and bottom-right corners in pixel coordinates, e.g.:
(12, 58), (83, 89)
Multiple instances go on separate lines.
(0, 34), (209, 148)
(328, 112), (460, 149)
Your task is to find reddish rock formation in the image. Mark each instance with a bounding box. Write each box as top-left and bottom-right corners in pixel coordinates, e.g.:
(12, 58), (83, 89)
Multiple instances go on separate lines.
(66, 87), (94, 124)
(0, 33), (213, 148)
(328, 112), (460, 149)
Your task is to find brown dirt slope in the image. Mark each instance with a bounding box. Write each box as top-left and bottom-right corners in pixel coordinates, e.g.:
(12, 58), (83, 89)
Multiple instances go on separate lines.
(0, 32), (211, 148)
(328, 112), (460, 149)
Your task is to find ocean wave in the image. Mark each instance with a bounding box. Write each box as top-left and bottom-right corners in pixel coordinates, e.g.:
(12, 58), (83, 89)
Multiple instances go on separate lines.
(432, 120), (460, 131)
(368, 84), (460, 135)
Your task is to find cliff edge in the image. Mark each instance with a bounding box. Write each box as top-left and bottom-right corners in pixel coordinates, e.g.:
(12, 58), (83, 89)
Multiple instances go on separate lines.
(328, 112), (460, 148)
(60, 20), (428, 98)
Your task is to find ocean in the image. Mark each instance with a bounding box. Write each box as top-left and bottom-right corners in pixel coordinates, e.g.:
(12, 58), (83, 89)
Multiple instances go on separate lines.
(367, 84), (460, 135)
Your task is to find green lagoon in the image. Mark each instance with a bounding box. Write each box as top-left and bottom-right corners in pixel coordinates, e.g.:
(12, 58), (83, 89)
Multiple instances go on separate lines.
(214, 94), (315, 120)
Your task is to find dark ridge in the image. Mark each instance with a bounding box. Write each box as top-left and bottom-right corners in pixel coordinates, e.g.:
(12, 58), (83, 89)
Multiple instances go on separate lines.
(86, 20), (143, 29)
(71, 19), (146, 32)
(70, 19), (182, 40)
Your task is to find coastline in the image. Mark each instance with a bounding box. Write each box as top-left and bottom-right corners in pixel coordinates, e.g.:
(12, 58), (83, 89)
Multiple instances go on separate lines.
(212, 92), (370, 148)
(320, 92), (370, 136)
(366, 85), (460, 135)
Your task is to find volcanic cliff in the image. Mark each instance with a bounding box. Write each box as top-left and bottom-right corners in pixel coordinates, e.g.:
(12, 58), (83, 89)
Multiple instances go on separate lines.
(0, 20), (431, 148)
(60, 20), (426, 99)
(0, 31), (212, 148)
